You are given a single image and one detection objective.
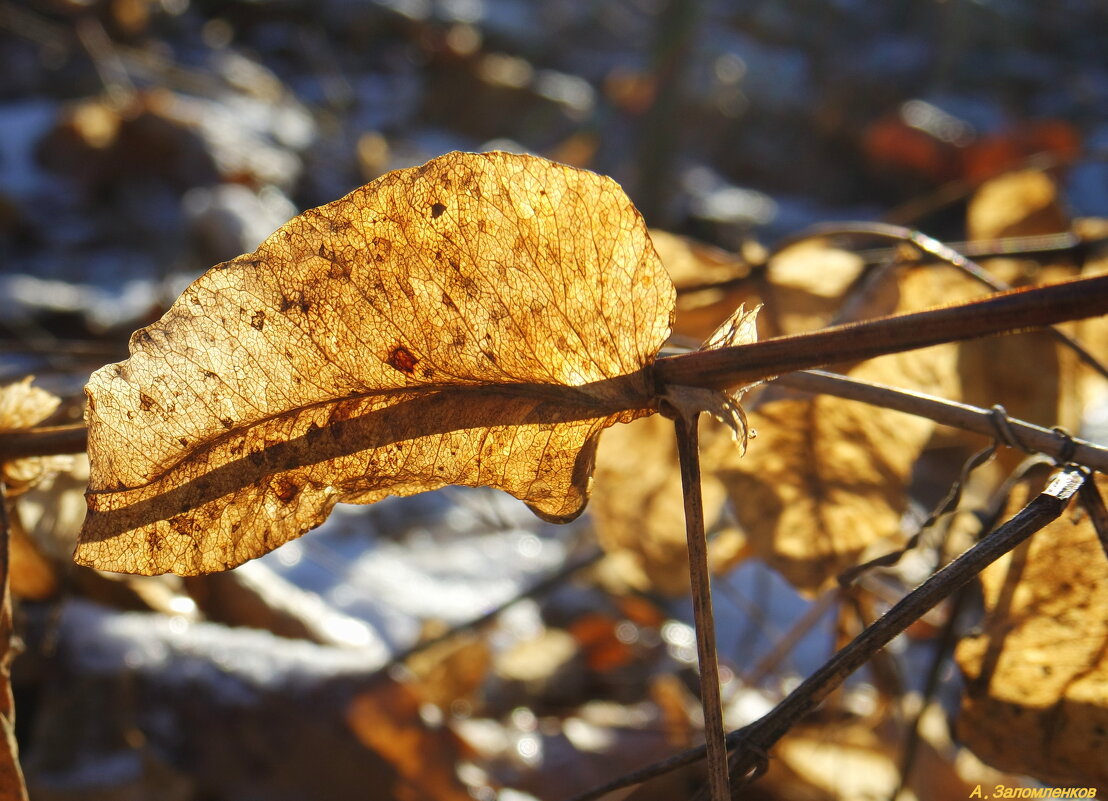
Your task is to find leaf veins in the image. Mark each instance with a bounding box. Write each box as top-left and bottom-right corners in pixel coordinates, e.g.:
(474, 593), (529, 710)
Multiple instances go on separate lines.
(77, 151), (675, 575)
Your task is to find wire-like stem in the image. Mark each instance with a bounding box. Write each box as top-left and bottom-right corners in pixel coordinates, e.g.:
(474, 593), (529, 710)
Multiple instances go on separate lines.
(563, 467), (1085, 801)
(775, 370), (1108, 472)
(673, 412), (730, 801)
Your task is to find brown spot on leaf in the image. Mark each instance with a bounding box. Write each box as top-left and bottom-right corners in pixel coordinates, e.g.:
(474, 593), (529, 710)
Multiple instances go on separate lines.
(138, 392), (155, 412)
(387, 345), (418, 374)
(250, 310), (265, 331)
(430, 202), (446, 218)
(273, 477), (300, 504)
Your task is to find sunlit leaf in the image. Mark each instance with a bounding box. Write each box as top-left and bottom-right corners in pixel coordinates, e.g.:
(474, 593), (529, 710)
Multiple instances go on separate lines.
(955, 473), (1108, 787)
(77, 151), (675, 575)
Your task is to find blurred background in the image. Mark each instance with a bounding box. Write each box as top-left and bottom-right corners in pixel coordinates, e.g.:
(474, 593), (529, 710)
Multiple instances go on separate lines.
(1, 1), (1106, 799)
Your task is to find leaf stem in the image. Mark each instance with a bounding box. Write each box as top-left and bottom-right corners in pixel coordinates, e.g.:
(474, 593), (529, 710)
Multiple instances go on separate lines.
(775, 221), (1108, 381)
(673, 412), (730, 801)
(562, 466), (1084, 801)
(654, 272), (1108, 391)
(0, 424), (87, 461)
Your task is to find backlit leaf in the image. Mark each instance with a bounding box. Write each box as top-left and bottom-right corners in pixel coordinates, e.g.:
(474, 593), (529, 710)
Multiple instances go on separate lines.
(77, 151), (675, 575)
(955, 473), (1108, 787)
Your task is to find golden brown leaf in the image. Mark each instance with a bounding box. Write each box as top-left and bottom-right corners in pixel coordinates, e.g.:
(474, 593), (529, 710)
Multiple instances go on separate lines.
(77, 151), (675, 575)
(7, 510), (57, 601)
(0, 378), (69, 494)
(405, 624), (491, 710)
(716, 266), (959, 593)
(591, 413), (744, 596)
(650, 229), (761, 341)
(1074, 217), (1108, 393)
(758, 239), (865, 337)
(346, 680), (473, 801)
(955, 474), (1108, 788)
(957, 169), (1082, 446)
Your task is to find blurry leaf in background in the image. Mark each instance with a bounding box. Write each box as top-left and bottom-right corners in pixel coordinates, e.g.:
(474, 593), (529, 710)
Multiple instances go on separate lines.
(757, 239), (865, 336)
(6, 513), (56, 602)
(0, 377), (65, 610)
(0, 378), (70, 495)
(650, 229), (760, 342)
(404, 623), (491, 711)
(591, 413), (744, 596)
(0, 379), (45, 798)
(346, 680), (474, 801)
(717, 265), (959, 594)
(955, 474), (1108, 787)
(957, 170), (1083, 468)
(755, 717), (991, 801)
(77, 151), (675, 576)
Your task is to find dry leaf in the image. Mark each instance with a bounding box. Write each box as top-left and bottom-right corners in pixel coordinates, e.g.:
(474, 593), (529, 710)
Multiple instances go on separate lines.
(757, 719), (986, 801)
(1074, 217), (1108, 397)
(649, 229), (760, 342)
(955, 474), (1108, 788)
(7, 510), (57, 601)
(77, 151), (675, 575)
(591, 413), (743, 596)
(405, 624), (491, 710)
(957, 169), (1082, 453)
(346, 681), (474, 801)
(717, 266), (960, 593)
(0, 377), (69, 495)
(965, 169), (1070, 244)
(759, 239), (865, 336)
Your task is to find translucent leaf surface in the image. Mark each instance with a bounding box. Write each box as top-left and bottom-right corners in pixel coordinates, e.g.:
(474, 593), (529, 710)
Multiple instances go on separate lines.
(78, 151), (674, 575)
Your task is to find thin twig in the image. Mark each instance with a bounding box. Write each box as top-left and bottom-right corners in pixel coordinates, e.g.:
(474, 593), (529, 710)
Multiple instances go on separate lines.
(774, 370), (1108, 473)
(1077, 478), (1108, 562)
(774, 221), (1108, 381)
(839, 443), (997, 586)
(0, 424), (87, 461)
(654, 272), (1108, 391)
(562, 467), (1085, 801)
(890, 585), (972, 801)
(5, 275), (1108, 463)
(674, 412), (730, 801)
